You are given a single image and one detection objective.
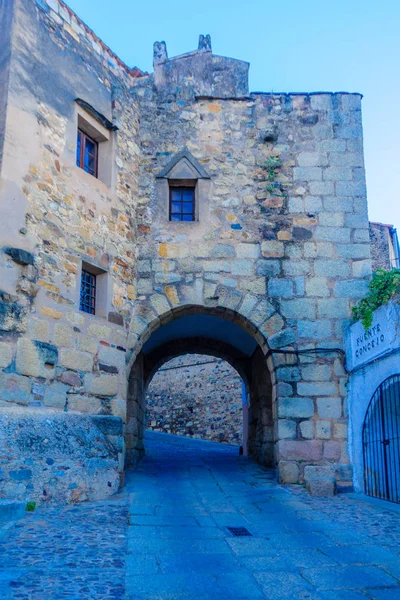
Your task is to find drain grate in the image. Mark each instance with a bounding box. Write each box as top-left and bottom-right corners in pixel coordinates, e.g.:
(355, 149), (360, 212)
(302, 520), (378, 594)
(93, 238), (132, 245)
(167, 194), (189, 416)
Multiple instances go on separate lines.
(227, 526), (252, 537)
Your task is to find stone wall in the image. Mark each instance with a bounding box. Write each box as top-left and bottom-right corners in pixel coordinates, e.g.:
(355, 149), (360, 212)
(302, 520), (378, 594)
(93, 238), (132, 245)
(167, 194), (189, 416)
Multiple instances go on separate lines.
(0, 0), (143, 420)
(0, 409), (125, 505)
(0, 0), (374, 489)
(146, 354), (243, 444)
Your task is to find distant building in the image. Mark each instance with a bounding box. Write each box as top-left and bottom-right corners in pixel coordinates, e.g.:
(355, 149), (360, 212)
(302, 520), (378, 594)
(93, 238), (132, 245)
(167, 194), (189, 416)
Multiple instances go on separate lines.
(369, 222), (400, 271)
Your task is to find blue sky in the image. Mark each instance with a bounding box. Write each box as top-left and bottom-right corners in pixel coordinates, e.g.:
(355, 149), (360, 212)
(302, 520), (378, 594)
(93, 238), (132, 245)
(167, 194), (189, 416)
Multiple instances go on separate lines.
(66, 0), (400, 231)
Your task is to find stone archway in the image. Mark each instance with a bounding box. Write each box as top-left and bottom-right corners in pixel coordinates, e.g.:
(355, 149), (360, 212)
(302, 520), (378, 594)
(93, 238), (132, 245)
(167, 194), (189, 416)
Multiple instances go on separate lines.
(125, 305), (275, 468)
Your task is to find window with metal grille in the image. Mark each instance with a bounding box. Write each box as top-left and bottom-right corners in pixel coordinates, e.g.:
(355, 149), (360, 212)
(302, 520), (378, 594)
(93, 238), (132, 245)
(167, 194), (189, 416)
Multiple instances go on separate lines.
(169, 187), (195, 222)
(76, 129), (98, 178)
(80, 270), (96, 315)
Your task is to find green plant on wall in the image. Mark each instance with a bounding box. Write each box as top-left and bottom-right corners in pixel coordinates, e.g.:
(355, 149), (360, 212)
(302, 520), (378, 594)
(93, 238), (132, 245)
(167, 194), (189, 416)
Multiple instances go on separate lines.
(352, 269), (400, 330)
(263, 155), (286, 198)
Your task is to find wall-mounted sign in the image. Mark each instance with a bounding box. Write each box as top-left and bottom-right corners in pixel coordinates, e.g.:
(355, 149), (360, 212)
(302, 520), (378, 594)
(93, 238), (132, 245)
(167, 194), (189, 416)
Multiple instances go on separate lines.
(346, 302), (400, 371)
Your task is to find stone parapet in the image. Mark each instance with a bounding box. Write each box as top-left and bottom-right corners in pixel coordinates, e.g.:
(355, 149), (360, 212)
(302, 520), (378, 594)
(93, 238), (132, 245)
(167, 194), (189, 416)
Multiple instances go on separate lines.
(0, 409), (124, 505)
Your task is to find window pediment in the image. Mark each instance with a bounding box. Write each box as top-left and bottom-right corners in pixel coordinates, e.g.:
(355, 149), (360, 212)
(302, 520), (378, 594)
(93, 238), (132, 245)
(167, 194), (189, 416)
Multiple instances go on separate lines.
(156, 149), (210, 180)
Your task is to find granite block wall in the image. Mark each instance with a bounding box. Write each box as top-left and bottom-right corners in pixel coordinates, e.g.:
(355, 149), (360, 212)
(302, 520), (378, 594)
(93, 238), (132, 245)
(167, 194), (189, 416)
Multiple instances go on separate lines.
(146, 355), (243, 444)
(0, 0), (373, 488)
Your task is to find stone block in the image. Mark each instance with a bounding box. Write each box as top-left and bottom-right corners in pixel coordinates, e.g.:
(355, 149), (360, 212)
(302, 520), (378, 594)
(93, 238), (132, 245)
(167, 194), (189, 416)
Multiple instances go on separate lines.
(323, 167), (352, 181)
(333, 422), (348, 439)
(268, 328), (296, 349)
(335, 124), (363, 139)
(318, 212), (344, 227)
(0, 372), (31, 405)
(16, 338), (43, 377)
(305, 278), (330, 297)
(318, 298), (350, 319)
(268, 278), (293, 298)
(201, 260), (230, 273)
(98, 346), (126, 371)
(279, 461), (299, 484)
(61, 371), (82, 387)
(279, 440), (323, 461)
(9, 469), (32, 481)
(261, 241), (284, 258)
(276, 367), (301, 382)
(309, 181), (334, 195)
(236, 243), (260, 259)
(138, 259), (152, 273)
(316, 420), (331, 439)
(302, 364), (331, 381)
(333, 279), (369, 298)
(336, 181), (367, 197)
(0, 342), (12, 368)
(304, 466), (336, 497)
(314, 260), (350, 277)
(319, 139), (346, 152)
(78, 335), (98, 354)
(281, 298), (316, 319)
(260, 313), (285, 337)
(68, 395), (102, 414)
(352, 260), (372, 278)
(298, 320), (331, 340)
(256, 260), (281, 276)
(299, 420), (313, 439)
(0, 299), (26, 332)
(336, 244), (370, 259)
(27, 319), (50, 342)
(312, 124), (333, 139)
(43, 381), (68, 409)
(277, 419), (297, 440)
(137, 279), (153, 295)
(298, 382), (337, 397)
(294, 167), (322, 181)
(288, 197), (303, 213)
(303, 242), (333, 259)
(87, 323), (112, 340)
(317, 397), (342, 418)
(323, 440), (341, 460)
(304, 196), (322, 212)
(282, 261), (310, 276)
(84, 374), (118, 396)
(150, 294), (171, 316)
(278, 397), (314, 418)
(298, 152), (328, 167)
(240, 278), (266, 295)
(60, 349), (93, 372)
(5, 247), (35, 265)
(231, 260), (254, 276)
(315, 226), (350, 243)
(54, 324), (75, 348)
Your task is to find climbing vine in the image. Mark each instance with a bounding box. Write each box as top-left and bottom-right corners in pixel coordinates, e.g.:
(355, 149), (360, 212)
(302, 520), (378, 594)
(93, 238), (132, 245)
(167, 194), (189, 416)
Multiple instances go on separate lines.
(352, 269), (400, 330)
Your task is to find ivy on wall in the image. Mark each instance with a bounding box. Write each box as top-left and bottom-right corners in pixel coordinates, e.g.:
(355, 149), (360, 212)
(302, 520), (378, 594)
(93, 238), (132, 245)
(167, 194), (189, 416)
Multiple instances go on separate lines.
(352, 269), (400, 330)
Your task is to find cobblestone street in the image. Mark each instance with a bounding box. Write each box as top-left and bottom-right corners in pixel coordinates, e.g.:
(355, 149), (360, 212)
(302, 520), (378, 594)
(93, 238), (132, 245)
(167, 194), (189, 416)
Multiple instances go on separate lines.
(1, 431), (400, 599)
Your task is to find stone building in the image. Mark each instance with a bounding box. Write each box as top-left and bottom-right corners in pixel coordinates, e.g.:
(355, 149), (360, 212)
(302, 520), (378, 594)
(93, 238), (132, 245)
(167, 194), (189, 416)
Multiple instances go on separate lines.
(0, 0), (373, 499)
(369, 221), (400, 271)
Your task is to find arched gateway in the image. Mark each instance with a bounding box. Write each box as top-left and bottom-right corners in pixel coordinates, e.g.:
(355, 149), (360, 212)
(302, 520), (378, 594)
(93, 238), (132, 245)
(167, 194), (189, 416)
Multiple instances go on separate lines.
(126, 304), (275, 467)
(0, 1), (371, 500)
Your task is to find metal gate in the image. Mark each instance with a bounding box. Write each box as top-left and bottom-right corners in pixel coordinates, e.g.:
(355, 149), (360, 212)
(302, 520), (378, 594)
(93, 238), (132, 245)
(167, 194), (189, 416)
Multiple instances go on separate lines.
(363, 374), (400, 504)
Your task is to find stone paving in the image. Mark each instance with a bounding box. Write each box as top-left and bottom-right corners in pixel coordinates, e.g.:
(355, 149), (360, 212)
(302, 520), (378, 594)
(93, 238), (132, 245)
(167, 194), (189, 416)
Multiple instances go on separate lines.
(1, 431), (400, 599)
